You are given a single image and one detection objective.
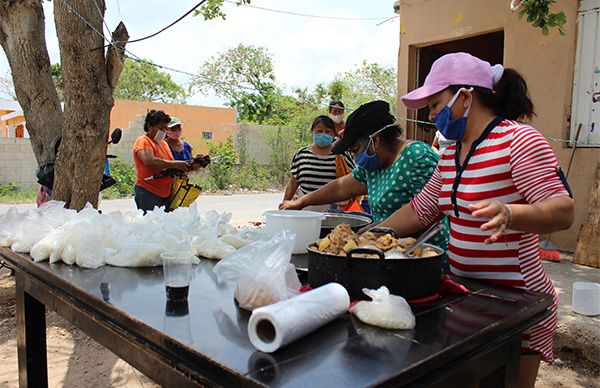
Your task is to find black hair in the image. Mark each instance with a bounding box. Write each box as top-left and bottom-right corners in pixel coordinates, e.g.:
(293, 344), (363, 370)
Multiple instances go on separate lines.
(354, 124), (403, 151)
(310, 115), (336, 133)
(328, 100), (345, 113)
(143, 110), (171, 132)
(449, 68), (535, 121)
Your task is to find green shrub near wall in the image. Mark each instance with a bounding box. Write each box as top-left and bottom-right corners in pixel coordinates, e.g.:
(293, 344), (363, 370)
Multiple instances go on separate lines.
(0, 183), (37, 203)
(102, 159), (136, 199)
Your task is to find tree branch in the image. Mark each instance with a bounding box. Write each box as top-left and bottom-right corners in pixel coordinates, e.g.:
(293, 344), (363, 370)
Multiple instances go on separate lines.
(106, 21), (129, 91)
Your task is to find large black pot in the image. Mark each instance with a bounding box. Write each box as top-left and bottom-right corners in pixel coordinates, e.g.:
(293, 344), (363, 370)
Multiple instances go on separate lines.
(307, 245), (444, 300)
(319, 213), (372, 238)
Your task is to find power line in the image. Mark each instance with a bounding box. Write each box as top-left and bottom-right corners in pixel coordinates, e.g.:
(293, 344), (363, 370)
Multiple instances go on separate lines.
(126, 0), (207, 44)
(57, 0), (258, 94)
(224, 0), (395, 21)
(92, 0), (112, 36)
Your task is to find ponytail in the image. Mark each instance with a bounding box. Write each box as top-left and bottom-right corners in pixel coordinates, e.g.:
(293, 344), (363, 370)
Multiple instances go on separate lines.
(450, 68), (535, 122)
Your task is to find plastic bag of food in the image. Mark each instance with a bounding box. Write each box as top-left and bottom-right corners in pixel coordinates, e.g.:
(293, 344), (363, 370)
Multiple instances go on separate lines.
(350, 286), (415, 330)
(213, 230), (300, 310)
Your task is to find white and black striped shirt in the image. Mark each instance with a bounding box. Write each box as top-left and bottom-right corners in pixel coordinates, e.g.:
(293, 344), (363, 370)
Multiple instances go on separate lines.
(290, 146), (356, 195)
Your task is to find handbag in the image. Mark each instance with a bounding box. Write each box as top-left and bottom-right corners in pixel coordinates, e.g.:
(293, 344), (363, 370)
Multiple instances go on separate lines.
(168, 176), (202, 211)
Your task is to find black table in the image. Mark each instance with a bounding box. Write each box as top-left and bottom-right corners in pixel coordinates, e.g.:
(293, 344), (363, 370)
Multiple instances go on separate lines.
(1, 247), (552, 387)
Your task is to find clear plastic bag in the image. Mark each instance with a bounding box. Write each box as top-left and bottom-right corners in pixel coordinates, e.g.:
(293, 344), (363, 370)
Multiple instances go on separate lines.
(350, 286), (416, 330)
(213, 230), (300, 310)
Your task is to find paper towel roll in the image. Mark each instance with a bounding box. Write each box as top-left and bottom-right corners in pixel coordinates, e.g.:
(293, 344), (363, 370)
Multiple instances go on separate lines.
(247, 283), (350, 353)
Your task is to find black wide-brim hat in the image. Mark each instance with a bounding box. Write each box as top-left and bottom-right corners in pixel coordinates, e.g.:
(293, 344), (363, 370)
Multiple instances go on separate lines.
(331, 100), (396, 154)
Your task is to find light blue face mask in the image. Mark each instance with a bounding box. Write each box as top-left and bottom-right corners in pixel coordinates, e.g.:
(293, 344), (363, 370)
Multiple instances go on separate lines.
(434, 87), (472, 141)
(314, 133), (334, 147)
(354, 124), (394, 172)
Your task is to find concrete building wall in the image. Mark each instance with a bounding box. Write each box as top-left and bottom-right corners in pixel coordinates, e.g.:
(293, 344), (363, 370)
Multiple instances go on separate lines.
(396, 0), (598, 250)
(109, 99), (237, 155)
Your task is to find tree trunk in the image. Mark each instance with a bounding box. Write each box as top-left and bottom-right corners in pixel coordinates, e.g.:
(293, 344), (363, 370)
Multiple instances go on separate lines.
(0, 0), (63, 165)
(52, 0), (127, 210)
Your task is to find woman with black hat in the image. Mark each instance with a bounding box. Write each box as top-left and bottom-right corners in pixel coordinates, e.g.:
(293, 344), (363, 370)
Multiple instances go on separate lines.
(280, 100), (448, 251)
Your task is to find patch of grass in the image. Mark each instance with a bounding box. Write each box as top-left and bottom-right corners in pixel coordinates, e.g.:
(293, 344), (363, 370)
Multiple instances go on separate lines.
(0, 183), (37, 203)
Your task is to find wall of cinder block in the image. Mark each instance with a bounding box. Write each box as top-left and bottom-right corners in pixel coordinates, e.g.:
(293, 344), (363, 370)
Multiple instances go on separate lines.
(0, 137), (39, 188)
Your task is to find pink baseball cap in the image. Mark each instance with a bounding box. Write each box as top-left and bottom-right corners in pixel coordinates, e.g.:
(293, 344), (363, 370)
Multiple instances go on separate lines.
(401, 52), (497, 110)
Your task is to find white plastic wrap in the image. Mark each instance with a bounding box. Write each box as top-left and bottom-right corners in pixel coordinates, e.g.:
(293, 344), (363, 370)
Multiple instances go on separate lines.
(214, 231), (299, 310)
(0, 201), (250, 269)
(350, 286), (416, 330)
(247, 283), (350, 353)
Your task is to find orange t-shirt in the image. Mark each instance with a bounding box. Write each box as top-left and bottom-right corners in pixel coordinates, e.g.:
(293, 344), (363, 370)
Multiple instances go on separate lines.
(133, 134), (174, 197)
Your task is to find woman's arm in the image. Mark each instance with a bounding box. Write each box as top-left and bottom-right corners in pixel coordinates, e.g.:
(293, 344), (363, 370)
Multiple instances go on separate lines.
(469, 196), (574, 244)
(280, 174), (367, 210)
(137, 149), (189, 170)
(375, 203), (426, 236)
(283, 176), (300, 201)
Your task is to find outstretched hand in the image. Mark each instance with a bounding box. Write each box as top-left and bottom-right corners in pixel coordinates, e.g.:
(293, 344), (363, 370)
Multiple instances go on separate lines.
(468, 200), (512, 244)
(279, 200), (302, 210)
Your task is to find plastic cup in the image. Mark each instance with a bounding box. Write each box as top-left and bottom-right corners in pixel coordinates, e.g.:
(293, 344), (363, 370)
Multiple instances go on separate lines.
(161, 251), (193, 303)
(572, 282), (600, 317)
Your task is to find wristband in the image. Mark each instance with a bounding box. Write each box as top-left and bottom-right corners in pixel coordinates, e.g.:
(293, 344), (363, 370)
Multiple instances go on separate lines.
(505, 204), (513, 230)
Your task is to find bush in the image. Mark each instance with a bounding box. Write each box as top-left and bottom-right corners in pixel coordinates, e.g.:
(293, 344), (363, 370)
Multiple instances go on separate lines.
(102, 159), (136, 199)
(207, 137), (237, 190)
(0, 182), (37, 203)
(266, 126), (299, 187)
(234, 159), (271, 190)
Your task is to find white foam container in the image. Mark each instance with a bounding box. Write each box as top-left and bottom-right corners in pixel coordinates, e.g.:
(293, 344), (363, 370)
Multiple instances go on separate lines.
(264, 210), (325, 254)
(572, 282), (600, 317)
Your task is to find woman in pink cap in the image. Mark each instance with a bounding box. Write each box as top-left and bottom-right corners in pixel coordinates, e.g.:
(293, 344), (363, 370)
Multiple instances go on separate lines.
(376, 52), (574, 387)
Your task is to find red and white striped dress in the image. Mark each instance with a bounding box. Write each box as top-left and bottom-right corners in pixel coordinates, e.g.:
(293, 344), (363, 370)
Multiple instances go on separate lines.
(411, 120), (569, 362)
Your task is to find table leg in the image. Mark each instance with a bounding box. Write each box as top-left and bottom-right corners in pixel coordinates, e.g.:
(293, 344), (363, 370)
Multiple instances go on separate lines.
(16, 272), (48, 388)
(479, 335), (520, 388)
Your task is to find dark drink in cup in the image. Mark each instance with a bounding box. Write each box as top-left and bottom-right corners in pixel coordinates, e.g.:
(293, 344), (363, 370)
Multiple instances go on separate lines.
(161, 251), (193, 303)
(166, 283), (189, 302)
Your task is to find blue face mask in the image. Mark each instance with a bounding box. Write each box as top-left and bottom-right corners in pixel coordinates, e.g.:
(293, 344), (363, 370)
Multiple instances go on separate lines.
(434, 88), (472, 141)
(355, 137), (381, 172)
(314, 133), (334, 148)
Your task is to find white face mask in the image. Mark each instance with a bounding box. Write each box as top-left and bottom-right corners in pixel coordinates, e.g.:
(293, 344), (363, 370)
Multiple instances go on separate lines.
(154, 130), (166, 143)
(331, 114), (344, 124)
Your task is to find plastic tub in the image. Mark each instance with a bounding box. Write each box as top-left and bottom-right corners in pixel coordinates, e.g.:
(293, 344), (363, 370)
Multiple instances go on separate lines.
(572, 282), (600, 317)
(264, 210), (325, 254)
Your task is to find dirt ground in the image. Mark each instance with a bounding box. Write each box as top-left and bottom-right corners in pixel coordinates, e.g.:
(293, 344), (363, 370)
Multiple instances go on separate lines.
(0, 267), (598, 387)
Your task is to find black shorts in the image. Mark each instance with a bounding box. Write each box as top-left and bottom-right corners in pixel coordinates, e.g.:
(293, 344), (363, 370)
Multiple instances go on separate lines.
(134, 186), (170, 214)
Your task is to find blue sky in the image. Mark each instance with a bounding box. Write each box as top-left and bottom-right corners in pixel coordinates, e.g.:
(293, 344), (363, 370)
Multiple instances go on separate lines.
(0, 1), (399, 107)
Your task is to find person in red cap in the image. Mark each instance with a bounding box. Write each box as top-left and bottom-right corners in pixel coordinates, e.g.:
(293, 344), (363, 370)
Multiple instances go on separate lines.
(376, 52), (574, 387)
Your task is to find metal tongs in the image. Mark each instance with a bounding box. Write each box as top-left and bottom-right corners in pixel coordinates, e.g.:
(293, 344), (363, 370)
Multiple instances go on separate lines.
(369, 221), (445, 258)
(401, 222), (446, 257)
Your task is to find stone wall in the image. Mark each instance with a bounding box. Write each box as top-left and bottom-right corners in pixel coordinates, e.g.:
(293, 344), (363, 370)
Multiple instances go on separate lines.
(0, 119), (293, 188)
(0, 137), (39, 188)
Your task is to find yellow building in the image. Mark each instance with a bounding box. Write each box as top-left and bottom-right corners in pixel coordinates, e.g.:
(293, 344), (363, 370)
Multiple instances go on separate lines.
(0, 99), (237, 154)
(396, 0), (600, 250)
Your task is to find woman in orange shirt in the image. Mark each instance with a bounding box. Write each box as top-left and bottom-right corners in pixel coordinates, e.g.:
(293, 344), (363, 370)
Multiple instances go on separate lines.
(133, 110), (190, 213)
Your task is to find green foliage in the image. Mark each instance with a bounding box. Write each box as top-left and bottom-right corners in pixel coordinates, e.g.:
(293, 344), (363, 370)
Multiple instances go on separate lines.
(266, 126), (300, 187)
(101, 159), (136, 199)
(207, 137), (237, 189)
(193, 0), (250, 20)
(233, 159), (271, 190)
(192, 44), (280, 123)
(115, 58), (188, 103)
(517, 0), (567, 35)
(0, 183), (37, 203)
(52, 59), (188, 103)
(327, 61), (398, 114)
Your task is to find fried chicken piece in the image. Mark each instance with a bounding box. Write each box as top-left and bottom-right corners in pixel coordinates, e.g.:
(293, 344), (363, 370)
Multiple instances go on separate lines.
(375, 234), (398, 251)
(397, 237), (417, 248)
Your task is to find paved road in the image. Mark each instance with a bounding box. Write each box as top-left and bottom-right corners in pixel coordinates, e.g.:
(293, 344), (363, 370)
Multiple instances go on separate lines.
(0, 192), (284, 225)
